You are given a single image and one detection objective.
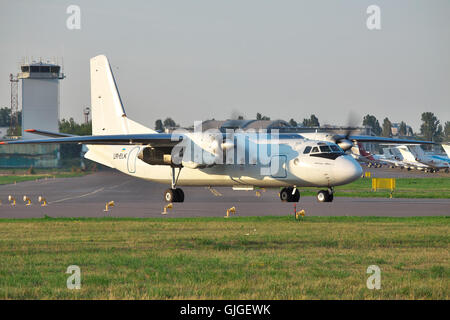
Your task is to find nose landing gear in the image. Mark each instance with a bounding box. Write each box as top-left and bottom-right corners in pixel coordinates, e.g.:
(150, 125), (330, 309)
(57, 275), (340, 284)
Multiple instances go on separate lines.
(164, 166), (185, 203)
(164, 188), (184, 202)
(280, 187), (300, 202)
(317, 188), (334, 202)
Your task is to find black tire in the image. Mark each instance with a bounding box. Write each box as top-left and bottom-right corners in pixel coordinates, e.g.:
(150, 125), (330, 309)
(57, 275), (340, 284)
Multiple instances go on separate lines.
(175, 188), (185, 202)
(327, 193), (334, 202)
(280, 188), (290, 202)
(292, 189), (300, 202)
(280, 187), (300, 202)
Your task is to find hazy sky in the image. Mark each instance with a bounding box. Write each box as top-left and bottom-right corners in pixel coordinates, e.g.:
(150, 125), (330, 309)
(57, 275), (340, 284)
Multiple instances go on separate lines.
(1, 0), (449, 131)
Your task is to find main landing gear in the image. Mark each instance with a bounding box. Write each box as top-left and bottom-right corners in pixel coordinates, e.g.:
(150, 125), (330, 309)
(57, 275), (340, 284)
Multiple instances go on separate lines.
(316, 188), (334, 202)
(280, 187), (300, 202)
(164, 166), (185, 202)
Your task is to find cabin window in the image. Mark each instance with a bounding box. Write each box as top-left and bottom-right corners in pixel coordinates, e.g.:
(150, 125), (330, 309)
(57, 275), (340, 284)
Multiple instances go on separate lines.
(311, 147), (319, 153)
(303, 146), (312, 154)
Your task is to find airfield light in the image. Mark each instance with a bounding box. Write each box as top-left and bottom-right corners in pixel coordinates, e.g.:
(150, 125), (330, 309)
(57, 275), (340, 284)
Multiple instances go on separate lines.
(23, 195), (32, 206)
(38, 196), (48, 207)
(8, 195), (16, 206)
(104, 201), (115, 212)
(162, 203), (173, 215)
(225, 206), (236, 218)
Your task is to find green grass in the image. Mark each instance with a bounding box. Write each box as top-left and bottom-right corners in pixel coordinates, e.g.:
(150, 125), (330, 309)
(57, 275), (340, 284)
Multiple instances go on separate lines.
(299, 178), (450, 199)
(0, 216), (448, 299)
(0, 172), (87, 185)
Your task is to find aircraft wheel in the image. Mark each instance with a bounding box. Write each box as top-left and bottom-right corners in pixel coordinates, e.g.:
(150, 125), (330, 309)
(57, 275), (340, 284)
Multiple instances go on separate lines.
(280, 187), (300, 202)
(164, 188), (185, 203)
(175, 188), (185, 202)
(164, 189), (175, 202)
(291, 189), (300, 202)
(317, 190), (333, 202)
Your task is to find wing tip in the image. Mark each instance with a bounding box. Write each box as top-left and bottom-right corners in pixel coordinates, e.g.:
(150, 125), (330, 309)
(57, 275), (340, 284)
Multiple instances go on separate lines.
(24, 129), (36, 132)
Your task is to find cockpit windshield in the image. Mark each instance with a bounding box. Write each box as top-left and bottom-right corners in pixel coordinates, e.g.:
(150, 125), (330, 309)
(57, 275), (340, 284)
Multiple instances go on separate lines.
(303, 143), (344, 160)
(319, 146), (331, 153)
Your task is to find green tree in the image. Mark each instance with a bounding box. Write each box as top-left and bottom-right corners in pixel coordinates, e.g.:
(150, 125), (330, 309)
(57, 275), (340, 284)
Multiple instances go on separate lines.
(362, 114), (382, 136)
(444, 121), (450, 142)
(302, 114), (320, 127)
(163, 117), (178, 129)
(6, 125), (21, 136)
(155, 119), (163, 131)
(59, 118), (92, 161)
(399, 121), (407, 136)
(0, 107), (22, 128)
(0, 107), (10, 126)
(420, 112), (442, 142)
(288, 118), (297, 127)
(256, 113), (270, 120)
(381, 117), (392, 137)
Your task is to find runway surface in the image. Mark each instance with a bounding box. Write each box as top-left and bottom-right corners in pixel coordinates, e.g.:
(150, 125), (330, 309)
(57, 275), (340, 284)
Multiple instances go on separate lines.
(0, 170), (449, 218)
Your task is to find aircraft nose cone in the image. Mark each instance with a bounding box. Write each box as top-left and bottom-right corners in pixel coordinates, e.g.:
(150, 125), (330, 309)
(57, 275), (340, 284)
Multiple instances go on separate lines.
(334, 155), (363, 185)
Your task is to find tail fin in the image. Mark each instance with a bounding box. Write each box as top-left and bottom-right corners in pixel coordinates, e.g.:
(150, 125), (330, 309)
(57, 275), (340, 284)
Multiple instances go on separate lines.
(355, 143), (375, 160)
(442, 144), (450, 158)
(90, 55), (155, 135)
(395, 146), (416, 162)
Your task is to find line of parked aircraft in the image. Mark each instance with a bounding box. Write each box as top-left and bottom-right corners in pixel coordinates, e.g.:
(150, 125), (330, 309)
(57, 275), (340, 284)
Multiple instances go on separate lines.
(351, 142), (450, 173)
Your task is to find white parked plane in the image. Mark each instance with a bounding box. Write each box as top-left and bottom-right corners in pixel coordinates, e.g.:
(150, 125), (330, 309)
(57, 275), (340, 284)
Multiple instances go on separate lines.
(404, 145), (449, 172)
(0, 55), (435, 203)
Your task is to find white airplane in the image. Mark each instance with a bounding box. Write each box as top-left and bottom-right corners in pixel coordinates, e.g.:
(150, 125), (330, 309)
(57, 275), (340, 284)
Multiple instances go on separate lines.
(392, 145), (435, 172)
(380, 147), (407, 169)
(0, 55), (435, 203)
(406, 145), (449, 173)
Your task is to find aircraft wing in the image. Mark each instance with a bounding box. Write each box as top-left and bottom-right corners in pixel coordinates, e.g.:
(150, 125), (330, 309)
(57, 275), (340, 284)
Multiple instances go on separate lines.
(24, 129), (76, 138)
(347, 135), (435, 145)
(0, 133), (182, 147)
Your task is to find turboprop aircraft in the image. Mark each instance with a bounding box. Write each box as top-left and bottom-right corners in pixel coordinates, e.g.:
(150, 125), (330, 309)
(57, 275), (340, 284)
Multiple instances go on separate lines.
(0, 55), (435, 203)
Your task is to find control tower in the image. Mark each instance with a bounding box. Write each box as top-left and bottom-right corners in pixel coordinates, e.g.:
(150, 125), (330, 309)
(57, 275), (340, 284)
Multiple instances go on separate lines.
(18, 61), (65, 139)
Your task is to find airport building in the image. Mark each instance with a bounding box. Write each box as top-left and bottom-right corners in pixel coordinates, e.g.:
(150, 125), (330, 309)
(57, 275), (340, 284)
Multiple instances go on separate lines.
(0, 60), (64, 168)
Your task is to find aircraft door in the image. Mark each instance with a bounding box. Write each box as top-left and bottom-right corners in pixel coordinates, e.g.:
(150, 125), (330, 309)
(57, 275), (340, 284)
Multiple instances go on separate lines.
(127, 147), (140, 173)
(270, 155), (287, 178)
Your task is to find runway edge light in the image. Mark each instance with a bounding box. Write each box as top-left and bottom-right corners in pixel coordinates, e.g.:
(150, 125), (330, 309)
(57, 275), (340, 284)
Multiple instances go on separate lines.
(104, 201), (115, 212)
(225, 206), (236, 218)
(162, 203), (173, 215)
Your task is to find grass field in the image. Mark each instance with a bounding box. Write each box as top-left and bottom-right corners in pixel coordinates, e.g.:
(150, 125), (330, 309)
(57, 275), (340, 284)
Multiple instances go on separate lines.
(299, 177), (450, 199)
(0, 172), (87, 185)
(0, 216), (448, 299)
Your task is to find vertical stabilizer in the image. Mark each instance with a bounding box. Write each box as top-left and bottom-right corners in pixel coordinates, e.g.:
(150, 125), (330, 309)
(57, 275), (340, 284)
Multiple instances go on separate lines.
(442, 144), (450, 158)
(90, 55), (155, 135)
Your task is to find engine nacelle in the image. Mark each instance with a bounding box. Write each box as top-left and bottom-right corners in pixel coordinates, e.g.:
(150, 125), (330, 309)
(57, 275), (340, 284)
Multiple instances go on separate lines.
(337, 139), (353, 151)
(138, 147), (172, 166)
